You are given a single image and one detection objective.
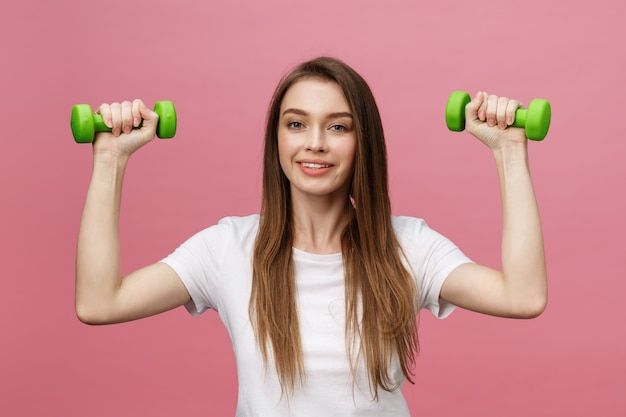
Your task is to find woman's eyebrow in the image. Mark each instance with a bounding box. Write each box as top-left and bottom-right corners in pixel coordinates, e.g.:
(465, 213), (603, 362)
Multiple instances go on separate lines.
(327, 112), (353, 119)
(282, 108), (308, 116)
(282, 108), (352, 119)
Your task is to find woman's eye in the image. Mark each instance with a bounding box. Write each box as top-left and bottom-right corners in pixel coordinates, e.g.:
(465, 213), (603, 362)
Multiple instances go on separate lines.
(288, 121), (303, 129)
(331, 124), (347, 131)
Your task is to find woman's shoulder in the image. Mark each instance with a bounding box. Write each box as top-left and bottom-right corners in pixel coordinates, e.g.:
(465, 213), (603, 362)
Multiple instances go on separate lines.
(217, 213), (260, 227)
(186, 214), (260, 245)
(213, 214), (260, 239)
(391, 215), (427, 234)
(391, 215), (448, 247)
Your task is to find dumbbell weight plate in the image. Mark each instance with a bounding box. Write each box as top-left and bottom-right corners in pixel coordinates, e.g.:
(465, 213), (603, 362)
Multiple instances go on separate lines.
(445, 91), (471, 132)
(525, 99), (551, 141)
(71, 104), (95, 143)
(154, 101), (177, 139)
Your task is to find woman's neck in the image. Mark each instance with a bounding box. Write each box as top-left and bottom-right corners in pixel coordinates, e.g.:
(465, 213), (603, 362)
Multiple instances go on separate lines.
(290, 194), (352, 255)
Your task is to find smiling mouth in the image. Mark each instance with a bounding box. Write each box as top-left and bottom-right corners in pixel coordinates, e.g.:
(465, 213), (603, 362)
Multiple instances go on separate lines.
(299, 162), (332, 169)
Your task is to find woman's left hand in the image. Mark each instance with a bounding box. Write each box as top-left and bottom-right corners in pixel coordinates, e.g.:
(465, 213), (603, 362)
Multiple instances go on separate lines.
(465, 91), (528, 150)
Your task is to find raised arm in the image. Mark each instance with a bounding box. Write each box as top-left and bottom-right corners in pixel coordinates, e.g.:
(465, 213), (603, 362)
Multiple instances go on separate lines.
(440, 92), (548, 319)
(75, 99), (190, 325)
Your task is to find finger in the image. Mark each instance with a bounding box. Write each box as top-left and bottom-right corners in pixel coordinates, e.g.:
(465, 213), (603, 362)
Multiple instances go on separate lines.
(506, 99), (522, 126)
(121, 101), (133, 134)
(135, 100), (159, 134)
(496, 96), (509, 129)
(109, 102), (122, 136)
(465, 91), (484, 123)
(477, 91), (488, 122)
(96, 104), (113, 129)
(485, 94), (498, 127)
(131, 99), (142, 128)
(137, 99), (158, 123)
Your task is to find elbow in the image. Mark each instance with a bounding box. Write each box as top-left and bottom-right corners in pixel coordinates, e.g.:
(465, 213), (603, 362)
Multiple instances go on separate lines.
(514, 292), (548, 319)
(75, 291), (98, 324)
(518, 300), (546, 319)
(75, 301), (113, 325)
(75, 305), (101, 325)
(75, 280), (120, 325)
(505, 269), (548, 319)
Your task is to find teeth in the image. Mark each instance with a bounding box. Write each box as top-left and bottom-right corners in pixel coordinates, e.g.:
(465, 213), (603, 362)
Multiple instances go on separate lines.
(301, 162), (330, 169)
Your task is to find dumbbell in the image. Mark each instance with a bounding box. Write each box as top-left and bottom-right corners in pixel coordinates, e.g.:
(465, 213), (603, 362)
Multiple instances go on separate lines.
(445, 91), (551, 141)
(70, 100), (177, 143)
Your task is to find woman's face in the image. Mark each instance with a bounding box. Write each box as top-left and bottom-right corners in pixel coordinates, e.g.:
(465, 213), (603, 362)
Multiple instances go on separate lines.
(277, 78), (356, 202)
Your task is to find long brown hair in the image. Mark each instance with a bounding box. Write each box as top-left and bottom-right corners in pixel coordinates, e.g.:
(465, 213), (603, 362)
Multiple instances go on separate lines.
(250, 56), (418, 398)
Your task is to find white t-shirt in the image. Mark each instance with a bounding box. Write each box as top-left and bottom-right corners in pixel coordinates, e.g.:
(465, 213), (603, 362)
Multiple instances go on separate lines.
(161, 214), (472, 416)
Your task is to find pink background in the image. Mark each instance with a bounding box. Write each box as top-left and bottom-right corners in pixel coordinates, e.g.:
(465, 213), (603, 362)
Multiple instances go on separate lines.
(1, 0), (624, 415)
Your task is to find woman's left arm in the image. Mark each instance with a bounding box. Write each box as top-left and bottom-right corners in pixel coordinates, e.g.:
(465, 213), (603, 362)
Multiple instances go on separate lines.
(440, 91), (548, 318)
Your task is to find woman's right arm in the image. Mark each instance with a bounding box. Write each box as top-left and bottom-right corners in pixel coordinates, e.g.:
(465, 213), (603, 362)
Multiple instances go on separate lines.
(75, 99), (191, 325)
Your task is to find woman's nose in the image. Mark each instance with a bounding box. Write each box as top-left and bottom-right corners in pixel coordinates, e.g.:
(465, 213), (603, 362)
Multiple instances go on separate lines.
(306, 128), (327, 152)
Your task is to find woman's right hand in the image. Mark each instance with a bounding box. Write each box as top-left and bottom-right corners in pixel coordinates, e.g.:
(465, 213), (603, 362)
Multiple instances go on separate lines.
(93, 99), (159, 158)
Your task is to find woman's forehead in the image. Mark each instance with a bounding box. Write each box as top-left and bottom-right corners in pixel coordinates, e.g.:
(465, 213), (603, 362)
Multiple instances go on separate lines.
(280, 79), (351, 116)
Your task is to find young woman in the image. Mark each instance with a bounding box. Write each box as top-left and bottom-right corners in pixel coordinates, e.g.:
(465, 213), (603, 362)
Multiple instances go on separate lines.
(75, 57), (547, 416)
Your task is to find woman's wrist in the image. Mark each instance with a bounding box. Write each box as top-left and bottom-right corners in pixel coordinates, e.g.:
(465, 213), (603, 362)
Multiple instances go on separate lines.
(492, 141), (529, 167)
(92, 148), (130, 171)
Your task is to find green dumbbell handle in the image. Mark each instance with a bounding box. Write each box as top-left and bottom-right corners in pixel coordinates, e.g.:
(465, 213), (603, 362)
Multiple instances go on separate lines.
(71, 100), (177, 143)
(91, 114), (114, 132)
(446, 91), (551, 141)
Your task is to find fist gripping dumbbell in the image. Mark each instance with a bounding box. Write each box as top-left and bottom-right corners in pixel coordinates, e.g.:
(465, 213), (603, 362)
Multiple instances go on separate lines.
(70, 100), (177, 143)
(445, 91), (551, 141)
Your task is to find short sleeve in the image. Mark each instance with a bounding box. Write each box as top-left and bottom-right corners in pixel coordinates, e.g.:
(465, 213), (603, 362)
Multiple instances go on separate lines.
(393, 216), (473, 319)
(160, 219), (231, 316)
